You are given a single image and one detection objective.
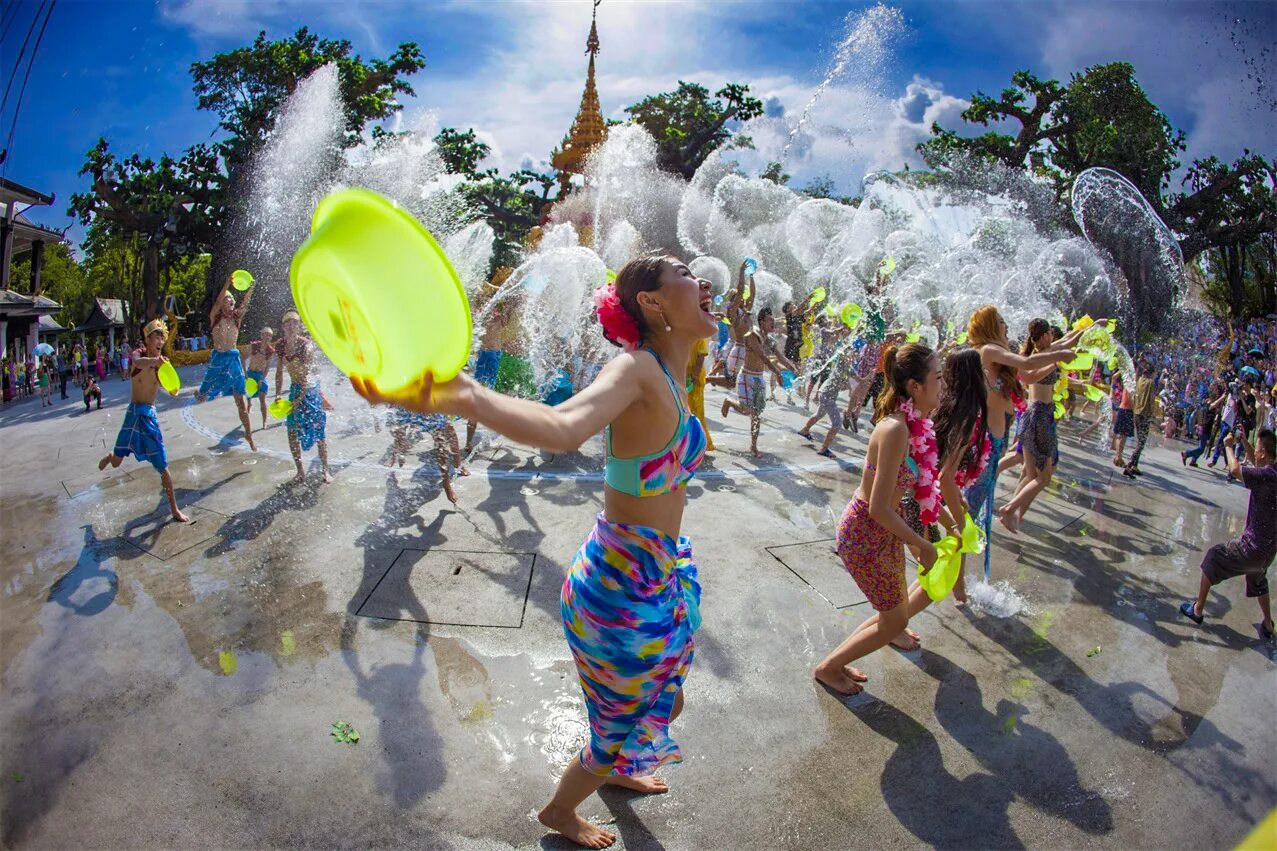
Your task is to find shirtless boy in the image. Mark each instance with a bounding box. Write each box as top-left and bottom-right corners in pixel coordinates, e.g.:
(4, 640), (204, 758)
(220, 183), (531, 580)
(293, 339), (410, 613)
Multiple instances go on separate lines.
(98, 319), (189, 523)
(196, 274), (257, 450)
(274, 310), (332, 484)
(721, 306), (797, 457)
(241, 327), (275, 430)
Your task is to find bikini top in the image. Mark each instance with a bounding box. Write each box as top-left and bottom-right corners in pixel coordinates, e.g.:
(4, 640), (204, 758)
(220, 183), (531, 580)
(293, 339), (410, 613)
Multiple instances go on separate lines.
(604, 349), (706, 498)
(1036, 365), (1060, 386)
(864, 454), (919, 490)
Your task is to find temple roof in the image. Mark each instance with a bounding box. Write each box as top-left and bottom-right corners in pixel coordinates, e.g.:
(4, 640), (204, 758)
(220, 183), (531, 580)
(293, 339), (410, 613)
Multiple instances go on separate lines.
(550, 1), (607, 194)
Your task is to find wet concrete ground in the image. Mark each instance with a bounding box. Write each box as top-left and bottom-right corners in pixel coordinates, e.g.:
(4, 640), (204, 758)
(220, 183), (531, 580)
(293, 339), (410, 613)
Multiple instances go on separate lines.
(2, 366), (1274, 849)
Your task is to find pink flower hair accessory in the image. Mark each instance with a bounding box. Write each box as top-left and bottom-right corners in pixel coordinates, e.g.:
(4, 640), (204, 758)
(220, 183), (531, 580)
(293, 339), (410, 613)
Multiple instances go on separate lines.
(592, 283), (641, 351)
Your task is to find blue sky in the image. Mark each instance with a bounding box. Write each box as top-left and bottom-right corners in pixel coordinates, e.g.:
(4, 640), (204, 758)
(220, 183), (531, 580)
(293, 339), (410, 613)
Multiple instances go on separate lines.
(3, 0), (1274, 250)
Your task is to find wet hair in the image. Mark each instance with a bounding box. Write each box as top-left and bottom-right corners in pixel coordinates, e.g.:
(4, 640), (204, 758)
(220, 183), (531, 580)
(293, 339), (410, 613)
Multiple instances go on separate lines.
(967, 305), (1019, 399)
(603, 255), (674, 348)
(1022, 318), (1051, 356)
(758, 307), (774, 324)
(260, 326), (274, 338)
(1050, 325), (1064, 341)
(1258, 428), (1276, 460)
(932, 348), (989, 474)
(874, 342), (936, 424)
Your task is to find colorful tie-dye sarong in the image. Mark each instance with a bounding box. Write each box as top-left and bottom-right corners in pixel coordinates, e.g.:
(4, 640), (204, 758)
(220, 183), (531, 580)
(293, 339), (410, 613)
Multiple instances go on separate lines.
(561, 514), (701, 776)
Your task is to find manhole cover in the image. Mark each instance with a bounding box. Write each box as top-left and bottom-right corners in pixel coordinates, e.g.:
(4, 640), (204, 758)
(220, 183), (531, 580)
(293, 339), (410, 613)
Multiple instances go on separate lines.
(357, 548), (536, 628)
(766, 540), (867, 609)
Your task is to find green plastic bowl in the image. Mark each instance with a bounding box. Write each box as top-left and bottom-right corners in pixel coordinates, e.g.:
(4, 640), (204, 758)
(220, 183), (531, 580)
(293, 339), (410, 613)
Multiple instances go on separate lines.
(289, 188), (472, 392)
(157, 361), (180, 395)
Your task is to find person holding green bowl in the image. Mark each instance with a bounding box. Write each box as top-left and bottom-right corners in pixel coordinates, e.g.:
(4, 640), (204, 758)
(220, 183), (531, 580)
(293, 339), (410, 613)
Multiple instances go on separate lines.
(195, 274), (257, 452)
(275, 309), (332, 484)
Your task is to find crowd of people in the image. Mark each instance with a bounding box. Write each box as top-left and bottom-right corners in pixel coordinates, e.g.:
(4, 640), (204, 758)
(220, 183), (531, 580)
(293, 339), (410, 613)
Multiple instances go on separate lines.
(0, 339), (131, 410)
(66, 256), (1276, 850)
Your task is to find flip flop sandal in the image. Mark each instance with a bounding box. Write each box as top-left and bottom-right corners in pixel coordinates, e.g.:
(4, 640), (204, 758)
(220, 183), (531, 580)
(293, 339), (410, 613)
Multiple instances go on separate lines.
(1178, 601), (1204, 625)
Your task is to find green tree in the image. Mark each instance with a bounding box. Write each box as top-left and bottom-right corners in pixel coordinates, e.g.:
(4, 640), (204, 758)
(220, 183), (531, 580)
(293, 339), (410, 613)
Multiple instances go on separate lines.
(190, 28), (425, 170)
(1049, 63), (1184, 204)
(919, 62), (1277, 318)
(69, 140), (224, 323)
(7, 242), (90, 329)
(760, 161), (790, 185)
(188, 29), (426, 304)
(625, 81), (765, 179)
(433, 126), (555, 270)
(1182, 156), (1277, 318)
(433, 127), (491, 177)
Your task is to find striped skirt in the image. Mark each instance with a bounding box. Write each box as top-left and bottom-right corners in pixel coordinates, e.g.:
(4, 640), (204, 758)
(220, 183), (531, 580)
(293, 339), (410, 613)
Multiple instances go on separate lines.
(561, 514), (701, 776)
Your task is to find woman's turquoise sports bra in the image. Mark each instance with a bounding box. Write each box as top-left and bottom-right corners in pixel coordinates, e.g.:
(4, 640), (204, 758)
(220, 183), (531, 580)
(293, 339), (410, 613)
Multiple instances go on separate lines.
(604, 349), (707, 497)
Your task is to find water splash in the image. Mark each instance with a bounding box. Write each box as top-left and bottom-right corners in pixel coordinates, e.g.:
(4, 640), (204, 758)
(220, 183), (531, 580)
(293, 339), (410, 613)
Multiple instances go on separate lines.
(967, 579), (1033, 618)
(1071, 167), (1185, 335)
(780, 4), (905, 165)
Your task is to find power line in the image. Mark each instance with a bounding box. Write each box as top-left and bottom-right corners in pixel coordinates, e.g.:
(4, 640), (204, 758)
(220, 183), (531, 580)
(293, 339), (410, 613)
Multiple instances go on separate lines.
(0, 0), (47, 121)
(1, 0), (53, 177)
(0, 2), (23, 44)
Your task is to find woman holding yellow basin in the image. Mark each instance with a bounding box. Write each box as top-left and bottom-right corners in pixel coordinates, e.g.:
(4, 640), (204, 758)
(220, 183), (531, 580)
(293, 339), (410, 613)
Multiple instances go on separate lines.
(351, 256), (717, 850)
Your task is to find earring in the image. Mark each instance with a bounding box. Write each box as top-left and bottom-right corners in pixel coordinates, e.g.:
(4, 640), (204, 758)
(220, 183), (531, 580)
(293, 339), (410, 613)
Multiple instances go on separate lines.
(664, 323), (672, 332)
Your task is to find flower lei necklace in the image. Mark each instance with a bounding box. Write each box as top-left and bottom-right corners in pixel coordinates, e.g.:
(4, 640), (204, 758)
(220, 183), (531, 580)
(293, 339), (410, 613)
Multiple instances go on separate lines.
(954, 418), (992, 489)
(899, 398), (941, 524)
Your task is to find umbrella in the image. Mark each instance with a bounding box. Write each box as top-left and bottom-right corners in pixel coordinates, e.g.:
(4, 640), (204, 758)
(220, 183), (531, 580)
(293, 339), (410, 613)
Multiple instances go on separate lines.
(1248, 347), (1264, 358)
(1240, 365), (1261, 381)
(33, 343), (54, 357)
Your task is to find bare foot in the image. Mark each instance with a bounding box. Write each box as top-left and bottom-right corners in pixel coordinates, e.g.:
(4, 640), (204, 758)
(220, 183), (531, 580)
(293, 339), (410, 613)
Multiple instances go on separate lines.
(605, 774), (669, 794)
(291, 472), (306, 485)
(843, 665), (869, 683)
(720, 398), (730, 418)
(891, 629), (921, 651)
(814, 663), (864, 695)
(98, 454), (114, 471)
(171, 510), (191, 523)
(537, 806), (616, 849)
(443, 481), (459, 504)
(998, 505), (1019, 534)
(247, 435), (258, 452)
(751, 449), (762, 459)
(952, 583), (968, 607)
(457, 465), (471, 477)
(322, 470), (333, 484)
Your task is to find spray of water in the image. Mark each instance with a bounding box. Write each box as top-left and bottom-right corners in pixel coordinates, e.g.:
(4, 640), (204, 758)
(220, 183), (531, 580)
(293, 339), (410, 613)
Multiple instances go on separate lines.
(780, 3), (905, 164)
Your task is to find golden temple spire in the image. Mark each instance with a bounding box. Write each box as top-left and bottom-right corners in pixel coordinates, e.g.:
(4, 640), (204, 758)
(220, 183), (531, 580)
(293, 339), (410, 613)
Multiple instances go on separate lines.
(551, 0), (607, 195)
